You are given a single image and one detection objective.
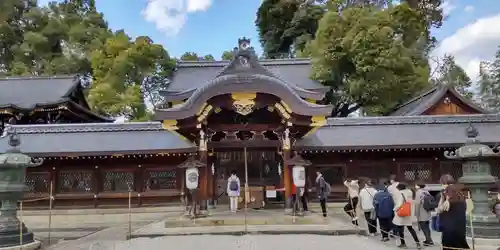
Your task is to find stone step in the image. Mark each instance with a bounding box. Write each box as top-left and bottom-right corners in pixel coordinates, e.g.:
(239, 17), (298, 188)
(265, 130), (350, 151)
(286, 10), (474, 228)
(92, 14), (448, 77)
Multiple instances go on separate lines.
(165, 216), (328, 227)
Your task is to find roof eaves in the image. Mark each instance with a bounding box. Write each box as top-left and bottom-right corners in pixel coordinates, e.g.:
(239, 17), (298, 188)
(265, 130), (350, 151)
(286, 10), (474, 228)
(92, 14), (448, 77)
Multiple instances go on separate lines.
(325, 114), (500, 126)
(11, 121), (164, 134)
(389, 85), (439, 115)
(446, 86), (490, 114)
(67, 100), (115, 122)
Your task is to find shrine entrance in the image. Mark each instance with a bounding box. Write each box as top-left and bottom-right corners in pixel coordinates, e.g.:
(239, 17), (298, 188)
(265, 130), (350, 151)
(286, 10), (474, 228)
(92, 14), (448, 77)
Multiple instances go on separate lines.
(214, 149), (282, 209)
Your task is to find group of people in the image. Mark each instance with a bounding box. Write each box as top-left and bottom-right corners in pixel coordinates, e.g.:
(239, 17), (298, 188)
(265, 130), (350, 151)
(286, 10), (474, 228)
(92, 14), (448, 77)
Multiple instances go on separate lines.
(341, 174), (471, 250)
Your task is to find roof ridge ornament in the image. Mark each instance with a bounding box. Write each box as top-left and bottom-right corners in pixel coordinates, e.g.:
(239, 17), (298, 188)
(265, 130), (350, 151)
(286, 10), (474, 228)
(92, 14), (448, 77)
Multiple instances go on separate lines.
(1, 124), (20, 149)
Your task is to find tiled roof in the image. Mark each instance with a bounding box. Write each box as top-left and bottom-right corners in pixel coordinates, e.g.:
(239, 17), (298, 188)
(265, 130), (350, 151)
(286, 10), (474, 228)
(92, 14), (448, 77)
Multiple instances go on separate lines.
(166, 58), (329, 96)
(0, 75), (113, 122)
(0, 75), (79, 109)
(295, 114), (500, 149)
(389, 84), (488, 116)
(0, 122), (196, 156)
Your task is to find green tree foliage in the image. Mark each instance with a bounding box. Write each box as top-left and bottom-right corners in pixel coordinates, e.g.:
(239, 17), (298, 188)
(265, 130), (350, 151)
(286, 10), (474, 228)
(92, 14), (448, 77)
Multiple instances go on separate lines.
(308, 3), (431, 116)
(180, 52), (215, 61)
(0, 0), (176, 121)
(221, 50), (234, 60)
(434, 55), (473, 99)
(478, 51), (500, 113)
(256, 0), (326, 58)
(88, 33), (175, 120)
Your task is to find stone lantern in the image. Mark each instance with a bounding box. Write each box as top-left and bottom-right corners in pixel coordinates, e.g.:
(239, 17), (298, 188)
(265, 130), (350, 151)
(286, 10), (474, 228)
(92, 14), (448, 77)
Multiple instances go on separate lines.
(0, 125), (43, 248)
(444, 123), (500, 238)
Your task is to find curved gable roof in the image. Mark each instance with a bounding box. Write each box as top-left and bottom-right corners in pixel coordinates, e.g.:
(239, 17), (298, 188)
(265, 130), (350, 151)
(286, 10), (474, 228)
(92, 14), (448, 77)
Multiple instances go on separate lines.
(390, 84), (488, 116)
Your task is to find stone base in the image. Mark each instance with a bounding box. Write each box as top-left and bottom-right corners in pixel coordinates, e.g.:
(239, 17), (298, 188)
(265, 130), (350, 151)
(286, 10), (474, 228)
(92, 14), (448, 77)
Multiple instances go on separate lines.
(466, 221), (500, 239)
(0, 240), (41, 250)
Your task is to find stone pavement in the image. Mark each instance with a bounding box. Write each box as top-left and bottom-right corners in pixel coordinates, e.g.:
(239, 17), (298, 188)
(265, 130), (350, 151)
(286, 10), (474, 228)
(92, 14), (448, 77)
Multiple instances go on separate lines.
(18, 206), (184, 248)
(133, 208), (364, 237)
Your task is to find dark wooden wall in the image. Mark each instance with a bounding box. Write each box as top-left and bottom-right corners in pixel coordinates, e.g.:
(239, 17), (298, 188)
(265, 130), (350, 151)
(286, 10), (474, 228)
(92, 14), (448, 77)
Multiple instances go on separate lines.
(303, 149), (500, 200)
(23, 155), (188, 209)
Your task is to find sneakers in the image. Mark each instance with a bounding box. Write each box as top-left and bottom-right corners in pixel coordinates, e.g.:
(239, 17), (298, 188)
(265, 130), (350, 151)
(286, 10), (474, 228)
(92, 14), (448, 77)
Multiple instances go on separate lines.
(423, 240), (434, 246)
(397, 244), (407, 248)
(416, 243), (422, 249)
(381, 237), (389, 242)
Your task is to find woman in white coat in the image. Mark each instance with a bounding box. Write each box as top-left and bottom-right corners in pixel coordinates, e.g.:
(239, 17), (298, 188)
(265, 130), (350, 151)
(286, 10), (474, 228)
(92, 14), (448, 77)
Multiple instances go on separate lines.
(359, 179), (378, 235)
(393, 183), (421, 249)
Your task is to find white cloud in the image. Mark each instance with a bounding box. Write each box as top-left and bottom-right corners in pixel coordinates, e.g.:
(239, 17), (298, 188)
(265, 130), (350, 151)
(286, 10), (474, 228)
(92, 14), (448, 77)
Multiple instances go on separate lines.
(464, 5), (474, 12)
(432, 14), (500, 84)
(441, 0), (456, 16)
(142, 0), (212, 36)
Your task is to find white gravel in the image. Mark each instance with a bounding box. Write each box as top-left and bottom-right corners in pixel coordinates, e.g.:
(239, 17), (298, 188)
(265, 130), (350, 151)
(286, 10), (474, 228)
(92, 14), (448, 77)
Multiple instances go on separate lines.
(103, 235), (405, 250)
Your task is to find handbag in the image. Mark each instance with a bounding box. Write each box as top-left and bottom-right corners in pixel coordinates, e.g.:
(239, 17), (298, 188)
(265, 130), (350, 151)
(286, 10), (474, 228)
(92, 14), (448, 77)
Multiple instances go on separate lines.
(431, 215), (441, 232)
(396, 193), (411, 217)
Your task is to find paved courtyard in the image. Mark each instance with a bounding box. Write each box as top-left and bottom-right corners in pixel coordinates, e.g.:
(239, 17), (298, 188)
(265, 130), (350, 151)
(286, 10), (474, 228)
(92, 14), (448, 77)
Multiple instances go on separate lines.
(83, 235), (413, 250)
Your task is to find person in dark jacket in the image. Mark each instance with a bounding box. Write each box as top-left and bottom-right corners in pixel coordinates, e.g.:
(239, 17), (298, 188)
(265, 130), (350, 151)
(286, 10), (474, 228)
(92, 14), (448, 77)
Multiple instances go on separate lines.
(437, 184), (470, 250)
(373, 181), (394, 242)
(315, 171), (329, 217)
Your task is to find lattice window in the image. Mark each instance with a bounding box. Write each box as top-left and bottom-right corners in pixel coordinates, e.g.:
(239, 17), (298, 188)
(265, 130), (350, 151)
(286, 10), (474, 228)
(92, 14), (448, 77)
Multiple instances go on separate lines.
(399, 162), (432, 183)
(57, 171), (94, 193)
(103, 171), (135, 192)
(25, 172), (50, 194)
(440, 161), (463, 181)
(144, 170), (177, 191)
(316, 165), (345, 185)
(358, 162), (395, 185)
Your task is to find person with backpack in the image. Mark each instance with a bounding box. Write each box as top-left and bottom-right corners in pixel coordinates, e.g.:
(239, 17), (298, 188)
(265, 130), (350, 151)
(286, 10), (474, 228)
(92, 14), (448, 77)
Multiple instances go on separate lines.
(227, 171), (241, 212)
(315, 170), (330, 217)
(343, 178), (360, 225)
(393, 183), (421, 249)
(359, 179), (378, 235)
(415, 182), (435, 246)
(373, 181), (395, 242)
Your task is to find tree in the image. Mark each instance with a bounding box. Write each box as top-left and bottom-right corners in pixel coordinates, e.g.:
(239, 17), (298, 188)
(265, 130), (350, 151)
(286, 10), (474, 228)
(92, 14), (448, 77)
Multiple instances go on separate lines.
(478, 52), (500, 113)
(88, 32), (175, 120)
(0, 0), (38, 74)
(221, 50), (233, 60)
(307, 3), (430, 117)
(256, 0), (325, 58)
(180, 52), (215, 61)
(434, 55), (473, 99)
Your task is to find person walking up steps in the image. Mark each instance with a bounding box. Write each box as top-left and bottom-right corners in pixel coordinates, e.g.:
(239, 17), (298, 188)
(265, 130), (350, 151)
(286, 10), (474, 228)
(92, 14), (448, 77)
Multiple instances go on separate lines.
(415, 182), (436, 246)
(227, 171), (240, 212)
(373, 181), (395, 242)
(359, 179), (378, 235)
(393, 183), (421, 249)
(315, 171), (330, 217)
(343, 178), (360, 225)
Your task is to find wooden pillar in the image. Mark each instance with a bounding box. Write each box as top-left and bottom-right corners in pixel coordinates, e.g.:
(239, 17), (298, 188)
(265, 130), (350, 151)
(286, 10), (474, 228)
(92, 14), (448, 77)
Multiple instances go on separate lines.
(283, 149), (292, 209)
(198, 129), (209, 211)
(199, 151), (208, 210)
(282, 127), (292, 209)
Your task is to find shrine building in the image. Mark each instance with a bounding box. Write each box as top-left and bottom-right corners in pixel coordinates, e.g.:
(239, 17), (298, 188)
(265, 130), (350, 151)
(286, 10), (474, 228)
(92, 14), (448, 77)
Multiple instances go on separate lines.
(1, 38), (499, 209)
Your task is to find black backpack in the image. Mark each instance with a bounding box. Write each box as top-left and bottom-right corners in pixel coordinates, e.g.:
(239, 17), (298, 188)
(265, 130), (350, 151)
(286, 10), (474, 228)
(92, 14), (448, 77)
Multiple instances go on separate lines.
(229, 179), (239, 191)
(423, 193), (438, 211)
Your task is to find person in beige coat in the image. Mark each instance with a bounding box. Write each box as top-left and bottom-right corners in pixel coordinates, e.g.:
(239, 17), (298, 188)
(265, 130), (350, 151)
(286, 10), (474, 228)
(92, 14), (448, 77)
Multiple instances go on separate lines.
(393, 183), (421, 249)
(415, 183), (434, 246)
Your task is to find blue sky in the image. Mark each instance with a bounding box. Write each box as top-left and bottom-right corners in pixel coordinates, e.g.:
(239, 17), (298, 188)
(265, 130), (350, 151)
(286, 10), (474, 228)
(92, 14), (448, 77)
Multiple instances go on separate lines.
(95, 0), (262, 59)
(38, 0), (500, 79)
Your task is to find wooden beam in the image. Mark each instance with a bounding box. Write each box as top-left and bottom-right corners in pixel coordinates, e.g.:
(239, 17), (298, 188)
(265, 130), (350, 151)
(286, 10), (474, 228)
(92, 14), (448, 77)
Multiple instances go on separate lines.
(207, 123), (283, 132)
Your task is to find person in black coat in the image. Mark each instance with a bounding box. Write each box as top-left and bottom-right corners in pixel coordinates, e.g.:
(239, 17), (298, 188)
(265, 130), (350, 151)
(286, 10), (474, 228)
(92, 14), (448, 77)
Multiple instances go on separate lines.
(436, 184), (470, 250)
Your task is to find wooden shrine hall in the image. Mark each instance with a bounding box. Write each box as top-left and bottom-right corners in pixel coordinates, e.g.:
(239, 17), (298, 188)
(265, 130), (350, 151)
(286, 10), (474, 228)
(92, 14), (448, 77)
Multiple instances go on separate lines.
(1, 38), (500, 209)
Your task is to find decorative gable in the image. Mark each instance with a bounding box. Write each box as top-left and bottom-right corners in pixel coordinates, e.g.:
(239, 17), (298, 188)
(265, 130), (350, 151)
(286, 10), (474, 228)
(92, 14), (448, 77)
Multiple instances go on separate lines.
(389, 84), (488, 116)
